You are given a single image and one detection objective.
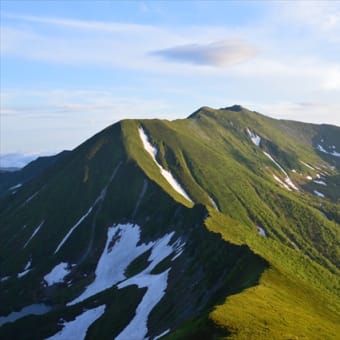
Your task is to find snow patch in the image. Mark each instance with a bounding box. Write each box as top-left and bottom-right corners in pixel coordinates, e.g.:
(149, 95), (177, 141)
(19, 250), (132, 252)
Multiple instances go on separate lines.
(317, 144), (327, 153)
(316, 145), (340, 158)
(116, 271), (170, 340)
(257, 226), (267, 237)
(284, 177), (299, 191)
(154, 329), (171, 339)
(54, 163), (122, 255)
(171, 249), (184, 262)
(9, 183), (22, 191)
(264, 152), (287, 175)
(46, 305), (105, 340)
(139, 127), (192, 202)
(171, 239), (185, 261)
(44, 263), (71, 286)
(54, 207), (93, 254)
(68, 222), (183, 340)
(313, 180), (327, 186)
(25, 192), (39, 203)
(68, 224), (154, 306)
(331, 150), (340, 157)
(18, 269), (31, 278)
(314, 190), (325, 198)
(246, 128), (261, 146)
(116, 233), (177, 340)
(17, 259), (32, 278)
(300, 161), (315, 171)
(209, 196), (219, 211)
(264, 152), (298, 190)
(273, 175), (291, 191)
(0, 304), (51, 327)
(0, 276), (10, 282)
(23, 221), (44, 248)
(306, 176), (313, 180)
(24, 259), (31, 270)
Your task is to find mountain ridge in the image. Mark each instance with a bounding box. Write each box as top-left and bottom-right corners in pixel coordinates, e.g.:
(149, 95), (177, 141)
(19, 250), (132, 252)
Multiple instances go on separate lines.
(0, 105), (339, 339)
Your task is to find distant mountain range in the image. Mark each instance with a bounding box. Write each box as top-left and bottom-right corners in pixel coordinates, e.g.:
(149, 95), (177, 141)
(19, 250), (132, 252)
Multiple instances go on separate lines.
(0, 105), (339, 339)
(0, 153), (44, 169)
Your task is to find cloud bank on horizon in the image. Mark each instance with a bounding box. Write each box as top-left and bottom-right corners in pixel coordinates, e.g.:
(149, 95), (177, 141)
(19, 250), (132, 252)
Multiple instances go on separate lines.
(1, 1), (339, 155)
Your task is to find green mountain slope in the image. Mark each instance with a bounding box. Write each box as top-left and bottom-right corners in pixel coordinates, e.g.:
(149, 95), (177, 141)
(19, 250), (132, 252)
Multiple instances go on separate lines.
(0, 105), (339, 339)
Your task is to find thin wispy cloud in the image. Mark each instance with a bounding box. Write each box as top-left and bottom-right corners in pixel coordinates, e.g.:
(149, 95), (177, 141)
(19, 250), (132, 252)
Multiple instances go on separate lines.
(3, 12), (157, 33)
(151, 40), (257, 67)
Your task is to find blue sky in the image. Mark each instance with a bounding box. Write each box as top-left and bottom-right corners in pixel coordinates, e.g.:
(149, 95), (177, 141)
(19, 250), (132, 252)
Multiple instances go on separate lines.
(1, 0), (340, 163)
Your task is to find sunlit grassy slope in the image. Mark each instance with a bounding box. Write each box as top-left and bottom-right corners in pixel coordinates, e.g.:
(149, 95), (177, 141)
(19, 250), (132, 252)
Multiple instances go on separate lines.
(121, 105), (340, 338)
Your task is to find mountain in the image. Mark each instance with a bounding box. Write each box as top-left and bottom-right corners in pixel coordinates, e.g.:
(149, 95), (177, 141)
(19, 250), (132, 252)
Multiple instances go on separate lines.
(0, 151), (71, 197)
(0, 105), (339, 339)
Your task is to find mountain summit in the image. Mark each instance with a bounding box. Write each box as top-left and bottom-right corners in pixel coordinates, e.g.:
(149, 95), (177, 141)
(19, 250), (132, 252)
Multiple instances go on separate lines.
(0, 106), (339, 339)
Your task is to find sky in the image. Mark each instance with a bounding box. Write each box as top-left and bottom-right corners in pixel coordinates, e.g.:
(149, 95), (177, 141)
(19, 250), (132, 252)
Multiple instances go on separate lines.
(1, 0), (340, 165)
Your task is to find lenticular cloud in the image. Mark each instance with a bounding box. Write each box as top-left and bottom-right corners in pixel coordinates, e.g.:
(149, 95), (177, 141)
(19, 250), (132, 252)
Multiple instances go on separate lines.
(151, 40), (257, 67)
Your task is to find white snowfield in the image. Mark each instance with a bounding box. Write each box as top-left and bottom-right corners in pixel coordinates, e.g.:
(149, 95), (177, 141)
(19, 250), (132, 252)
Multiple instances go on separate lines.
(116, 232), (178, 340)
(46, 305), (105, 340)
(68, 224), (154, 306)
(264, 152), (299, 191)
(139, 127), (193, 203)
(68, 223), (183, 339)
(44, 262), (70, 286)
(116, 270), (170, 340)
(246, 128), (261, 146)
(314, 190), (325, 198)
(23, 221), (44, 248)
(54, 207), (93, 254)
